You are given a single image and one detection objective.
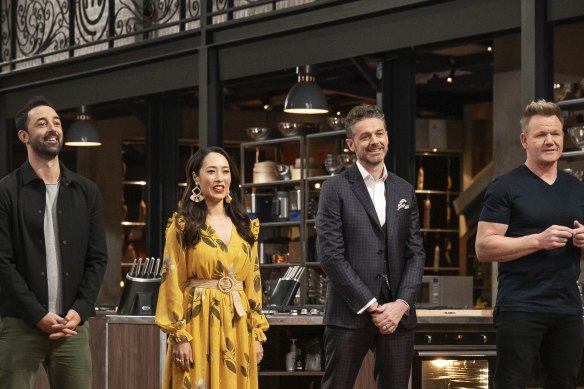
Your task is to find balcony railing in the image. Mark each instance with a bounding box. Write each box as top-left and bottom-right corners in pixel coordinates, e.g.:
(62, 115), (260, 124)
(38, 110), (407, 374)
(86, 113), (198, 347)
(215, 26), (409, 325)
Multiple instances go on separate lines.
(0, 0), (321, 72)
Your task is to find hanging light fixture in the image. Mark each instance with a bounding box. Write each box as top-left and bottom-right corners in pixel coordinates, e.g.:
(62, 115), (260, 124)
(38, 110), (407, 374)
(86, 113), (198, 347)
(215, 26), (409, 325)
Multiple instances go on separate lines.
(284, 65), (329, 114)
(64, 105), (101, 147)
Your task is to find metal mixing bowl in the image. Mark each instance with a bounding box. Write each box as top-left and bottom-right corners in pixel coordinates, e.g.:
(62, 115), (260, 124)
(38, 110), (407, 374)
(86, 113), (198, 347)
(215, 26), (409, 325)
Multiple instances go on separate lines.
(277, 122), (302, 137)
(246, 127), (270, 141)
(568, 126), (584, 149)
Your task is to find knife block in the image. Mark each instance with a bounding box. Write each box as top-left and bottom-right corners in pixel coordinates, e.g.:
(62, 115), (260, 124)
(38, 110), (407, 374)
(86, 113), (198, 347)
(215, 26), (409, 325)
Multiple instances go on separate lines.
(117, 275), (161, 315)
(267, 279), (301, 310)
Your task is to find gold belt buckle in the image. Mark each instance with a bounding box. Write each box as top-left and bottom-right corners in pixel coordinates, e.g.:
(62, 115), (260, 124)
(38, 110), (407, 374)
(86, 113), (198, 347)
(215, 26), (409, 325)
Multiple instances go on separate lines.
(217, 276), (234, 293)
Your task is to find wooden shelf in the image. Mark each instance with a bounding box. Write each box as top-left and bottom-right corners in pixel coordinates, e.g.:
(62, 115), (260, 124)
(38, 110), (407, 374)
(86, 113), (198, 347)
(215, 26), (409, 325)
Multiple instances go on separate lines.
(121, 221), (146, 226)
(424, 266), (460, 271)
(416, 190), (459, 195)
(123, 180), (147, 186)
(421, 228), (458, 233)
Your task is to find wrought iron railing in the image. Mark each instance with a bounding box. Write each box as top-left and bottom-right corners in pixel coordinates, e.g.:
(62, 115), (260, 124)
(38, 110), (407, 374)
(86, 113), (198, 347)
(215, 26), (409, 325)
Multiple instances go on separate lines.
(0, 0), (320, 72)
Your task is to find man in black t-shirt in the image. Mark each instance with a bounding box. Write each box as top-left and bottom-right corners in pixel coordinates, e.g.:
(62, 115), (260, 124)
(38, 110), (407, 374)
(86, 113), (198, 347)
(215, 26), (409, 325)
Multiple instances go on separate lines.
(477, 100), (584, 389)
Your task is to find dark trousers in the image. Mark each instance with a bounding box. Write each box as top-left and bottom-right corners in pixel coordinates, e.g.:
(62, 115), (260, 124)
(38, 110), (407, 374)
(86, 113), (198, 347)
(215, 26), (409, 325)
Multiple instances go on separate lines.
(0, 316), (92, 389)
(321, 321), (414, 389)
(494, 310), (584, 389)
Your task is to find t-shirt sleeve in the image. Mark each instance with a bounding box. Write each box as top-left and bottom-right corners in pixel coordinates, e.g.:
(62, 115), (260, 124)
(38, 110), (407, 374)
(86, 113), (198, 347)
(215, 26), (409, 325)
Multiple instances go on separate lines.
(479, 177), (511, 225)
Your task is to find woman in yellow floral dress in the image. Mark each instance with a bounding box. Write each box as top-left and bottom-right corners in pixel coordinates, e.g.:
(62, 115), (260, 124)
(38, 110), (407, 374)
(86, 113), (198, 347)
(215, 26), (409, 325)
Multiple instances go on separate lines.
(156, 147), (269, 389)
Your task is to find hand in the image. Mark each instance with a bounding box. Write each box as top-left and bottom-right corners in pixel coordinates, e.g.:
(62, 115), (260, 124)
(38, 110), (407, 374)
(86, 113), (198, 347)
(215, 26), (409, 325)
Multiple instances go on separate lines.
(48, 309), (81, 340)
(536, 225), (575, 250)
(255, 341), (264, 364)
(573, 220), (584, 249)
(366, 302), (379, 313)
(371, 301), (408, 334)
(173, 341), (193, 372)
(37, 312), (75, 340)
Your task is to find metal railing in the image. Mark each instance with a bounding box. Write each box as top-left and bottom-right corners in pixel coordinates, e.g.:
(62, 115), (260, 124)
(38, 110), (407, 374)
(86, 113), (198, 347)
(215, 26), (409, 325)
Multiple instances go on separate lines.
(0, 0), (323, 72)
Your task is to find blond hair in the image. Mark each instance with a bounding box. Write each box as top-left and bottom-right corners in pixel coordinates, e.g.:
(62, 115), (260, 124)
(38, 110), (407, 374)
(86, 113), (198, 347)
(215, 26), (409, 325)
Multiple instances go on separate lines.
(520, 99), (563, 133)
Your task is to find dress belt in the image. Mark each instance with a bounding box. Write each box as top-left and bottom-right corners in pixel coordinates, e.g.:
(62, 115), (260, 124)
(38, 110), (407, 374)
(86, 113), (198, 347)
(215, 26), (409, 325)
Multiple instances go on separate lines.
(184, 276), (247, 317)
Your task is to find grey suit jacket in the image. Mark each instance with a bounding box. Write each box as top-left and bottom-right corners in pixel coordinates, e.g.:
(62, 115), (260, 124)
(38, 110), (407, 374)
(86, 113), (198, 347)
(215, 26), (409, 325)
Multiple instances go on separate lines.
(316, 164), (425, 330)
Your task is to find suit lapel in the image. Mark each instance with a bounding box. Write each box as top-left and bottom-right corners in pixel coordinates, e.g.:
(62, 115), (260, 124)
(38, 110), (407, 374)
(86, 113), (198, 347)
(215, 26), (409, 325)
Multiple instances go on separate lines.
(347, 165), (382, 229)
(385, 173), (399, 246)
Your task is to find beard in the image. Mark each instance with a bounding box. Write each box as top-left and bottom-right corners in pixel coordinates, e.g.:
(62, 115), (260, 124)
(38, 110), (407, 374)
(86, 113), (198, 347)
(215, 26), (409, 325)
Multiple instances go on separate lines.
(29, 132), (62, 159)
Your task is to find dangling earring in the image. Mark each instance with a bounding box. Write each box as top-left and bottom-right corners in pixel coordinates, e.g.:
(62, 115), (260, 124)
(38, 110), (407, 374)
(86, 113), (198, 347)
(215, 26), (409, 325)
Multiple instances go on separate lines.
(190, 183), (204, 202)
(225, 192), (232, 204)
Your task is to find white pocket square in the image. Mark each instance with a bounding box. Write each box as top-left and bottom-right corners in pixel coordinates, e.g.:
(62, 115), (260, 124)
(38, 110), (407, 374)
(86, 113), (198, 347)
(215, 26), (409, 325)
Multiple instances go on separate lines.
(397, 199), (410, 211)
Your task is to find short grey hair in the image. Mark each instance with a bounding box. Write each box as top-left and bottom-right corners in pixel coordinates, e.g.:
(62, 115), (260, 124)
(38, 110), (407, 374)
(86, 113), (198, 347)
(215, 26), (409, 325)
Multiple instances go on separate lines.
(344, 104), (386, 138)
(520, 99), (563, 133)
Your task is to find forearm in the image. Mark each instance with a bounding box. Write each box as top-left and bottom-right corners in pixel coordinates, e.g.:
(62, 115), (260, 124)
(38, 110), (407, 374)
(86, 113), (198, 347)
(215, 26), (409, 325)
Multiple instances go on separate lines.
(476, 233), (541, 262)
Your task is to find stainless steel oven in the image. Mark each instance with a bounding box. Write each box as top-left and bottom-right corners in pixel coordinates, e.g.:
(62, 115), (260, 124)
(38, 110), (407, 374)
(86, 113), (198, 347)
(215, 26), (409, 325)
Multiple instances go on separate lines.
(411, 331), (496, 389)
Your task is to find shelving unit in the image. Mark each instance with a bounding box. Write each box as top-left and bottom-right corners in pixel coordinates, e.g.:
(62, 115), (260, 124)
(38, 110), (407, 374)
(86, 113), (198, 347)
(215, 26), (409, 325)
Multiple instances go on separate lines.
(240, 136), (307, 309)
(239, 130), (348, 310)
(415, 151), (462, 275)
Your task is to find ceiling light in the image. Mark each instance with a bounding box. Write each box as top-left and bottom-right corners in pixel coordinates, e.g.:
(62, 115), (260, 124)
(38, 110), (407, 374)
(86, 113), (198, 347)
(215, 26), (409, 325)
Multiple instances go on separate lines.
(64, 105), (102, 147)
(284, 65), (328, 114)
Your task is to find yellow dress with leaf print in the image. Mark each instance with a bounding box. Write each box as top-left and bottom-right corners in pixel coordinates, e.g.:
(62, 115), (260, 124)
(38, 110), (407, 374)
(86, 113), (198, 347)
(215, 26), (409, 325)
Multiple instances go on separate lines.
(156, 213), (269, 389)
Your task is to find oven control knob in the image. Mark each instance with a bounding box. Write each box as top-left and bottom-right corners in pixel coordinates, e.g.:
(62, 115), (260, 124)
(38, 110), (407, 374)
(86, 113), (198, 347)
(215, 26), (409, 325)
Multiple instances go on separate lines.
(480, 334), (488, 344)
(425, 335), (432, 344)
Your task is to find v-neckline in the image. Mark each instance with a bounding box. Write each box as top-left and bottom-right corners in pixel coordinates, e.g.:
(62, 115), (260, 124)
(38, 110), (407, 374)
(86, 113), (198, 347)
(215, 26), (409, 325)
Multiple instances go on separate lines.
(207, 221), (234, 246)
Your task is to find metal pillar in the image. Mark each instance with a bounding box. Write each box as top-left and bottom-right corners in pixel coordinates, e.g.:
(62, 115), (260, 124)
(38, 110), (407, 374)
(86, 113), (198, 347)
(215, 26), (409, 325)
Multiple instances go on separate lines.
(521, 0), (552, 105)
(381, 51), (417, 185)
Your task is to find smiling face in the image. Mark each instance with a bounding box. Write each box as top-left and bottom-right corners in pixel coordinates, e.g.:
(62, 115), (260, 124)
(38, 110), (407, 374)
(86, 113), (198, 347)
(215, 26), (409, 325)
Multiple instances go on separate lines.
(345, 117), (388, 170)
(193, 151), (231, 205)
(520, 114), (564, 167)
(18, 105), (63, 159)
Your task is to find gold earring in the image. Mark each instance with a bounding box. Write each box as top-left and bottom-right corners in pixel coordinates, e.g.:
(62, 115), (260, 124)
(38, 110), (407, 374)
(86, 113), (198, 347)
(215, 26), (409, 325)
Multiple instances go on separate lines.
(190, 184), (204, 202)
(225, 192), (232, 204)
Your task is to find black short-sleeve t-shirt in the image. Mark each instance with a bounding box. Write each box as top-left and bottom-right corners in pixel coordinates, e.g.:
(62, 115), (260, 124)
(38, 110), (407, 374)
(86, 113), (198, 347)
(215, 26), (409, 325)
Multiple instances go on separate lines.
(479, 164), (584, 314)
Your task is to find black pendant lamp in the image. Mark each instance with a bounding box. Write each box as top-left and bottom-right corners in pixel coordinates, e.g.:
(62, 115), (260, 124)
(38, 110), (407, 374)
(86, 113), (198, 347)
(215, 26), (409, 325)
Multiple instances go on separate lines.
(64, 105), (101, 147)
(284, 65), (329, 114)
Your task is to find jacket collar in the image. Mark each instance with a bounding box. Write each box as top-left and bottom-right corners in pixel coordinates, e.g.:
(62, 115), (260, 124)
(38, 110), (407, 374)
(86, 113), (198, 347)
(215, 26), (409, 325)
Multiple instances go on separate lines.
(19, 159), (74, 187)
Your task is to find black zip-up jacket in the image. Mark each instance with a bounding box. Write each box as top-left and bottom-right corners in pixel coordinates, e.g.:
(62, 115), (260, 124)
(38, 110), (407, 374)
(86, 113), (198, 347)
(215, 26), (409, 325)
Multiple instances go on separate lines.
(0, 160), (108, 327)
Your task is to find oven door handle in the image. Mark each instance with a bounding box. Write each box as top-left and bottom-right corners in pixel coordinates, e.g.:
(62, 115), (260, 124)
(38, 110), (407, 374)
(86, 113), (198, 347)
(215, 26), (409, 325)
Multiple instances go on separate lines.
(417, 350), (497, 357)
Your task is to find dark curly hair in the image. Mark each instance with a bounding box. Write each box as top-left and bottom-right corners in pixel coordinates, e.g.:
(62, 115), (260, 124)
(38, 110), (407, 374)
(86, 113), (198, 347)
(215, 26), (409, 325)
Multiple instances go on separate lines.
(177, 146), (254, 248)
(15, 96), (56, 132)
(344, 104), (386, 138)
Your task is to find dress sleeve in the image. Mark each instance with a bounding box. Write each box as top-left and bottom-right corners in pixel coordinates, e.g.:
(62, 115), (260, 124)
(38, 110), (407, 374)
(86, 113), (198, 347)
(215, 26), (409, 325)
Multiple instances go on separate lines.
(244, 218), (269, 342)
(155, 213), (192, 344)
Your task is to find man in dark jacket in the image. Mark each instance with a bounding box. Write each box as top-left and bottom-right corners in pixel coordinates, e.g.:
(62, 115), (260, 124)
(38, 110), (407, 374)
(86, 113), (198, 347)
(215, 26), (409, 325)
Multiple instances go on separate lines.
(0, 96), (108, 388)
(316, 105), (425, 389)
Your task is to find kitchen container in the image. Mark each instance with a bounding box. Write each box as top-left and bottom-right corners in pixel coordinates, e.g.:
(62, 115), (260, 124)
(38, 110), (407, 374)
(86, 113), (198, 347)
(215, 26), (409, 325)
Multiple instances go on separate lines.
(246, 127), (270, 141)
(568, 126), (584, 149)
(253, 160), (277, 183)
(289, 189), (302, 221)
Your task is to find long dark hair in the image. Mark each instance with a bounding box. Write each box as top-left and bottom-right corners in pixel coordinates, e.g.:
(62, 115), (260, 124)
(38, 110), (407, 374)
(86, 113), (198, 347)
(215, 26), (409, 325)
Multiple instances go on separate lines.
(177, 146), (254, 248)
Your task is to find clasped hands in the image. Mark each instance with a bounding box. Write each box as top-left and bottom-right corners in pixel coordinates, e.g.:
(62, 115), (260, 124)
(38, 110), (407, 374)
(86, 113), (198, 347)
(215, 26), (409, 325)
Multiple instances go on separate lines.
(367, 301), (408, 335)
(540, 221), (584, 249)
(36, 309), (81, 340)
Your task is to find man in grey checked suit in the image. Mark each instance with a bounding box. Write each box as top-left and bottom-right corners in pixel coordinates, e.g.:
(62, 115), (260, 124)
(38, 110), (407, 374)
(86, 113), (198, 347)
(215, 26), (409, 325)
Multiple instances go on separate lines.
(316, 104), (425, 389)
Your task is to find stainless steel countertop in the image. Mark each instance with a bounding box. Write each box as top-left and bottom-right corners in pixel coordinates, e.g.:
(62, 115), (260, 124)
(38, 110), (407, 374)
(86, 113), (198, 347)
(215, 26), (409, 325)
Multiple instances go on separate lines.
(104, 309), (493, 326)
